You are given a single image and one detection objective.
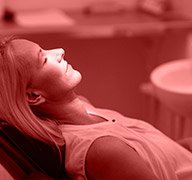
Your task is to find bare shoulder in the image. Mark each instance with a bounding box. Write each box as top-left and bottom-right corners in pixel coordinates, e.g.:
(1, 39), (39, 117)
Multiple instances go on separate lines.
(85, 136), (158, 180)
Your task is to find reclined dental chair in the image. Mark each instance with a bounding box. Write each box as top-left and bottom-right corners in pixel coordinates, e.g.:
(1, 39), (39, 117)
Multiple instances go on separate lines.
(0, 119), (67, 179)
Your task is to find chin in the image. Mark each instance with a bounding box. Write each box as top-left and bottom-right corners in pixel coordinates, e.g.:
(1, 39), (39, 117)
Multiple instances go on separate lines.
(72, 70), (82, 86)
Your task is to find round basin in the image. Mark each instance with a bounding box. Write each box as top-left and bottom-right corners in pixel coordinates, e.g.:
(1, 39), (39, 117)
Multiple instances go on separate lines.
(150, 59), (192, 117)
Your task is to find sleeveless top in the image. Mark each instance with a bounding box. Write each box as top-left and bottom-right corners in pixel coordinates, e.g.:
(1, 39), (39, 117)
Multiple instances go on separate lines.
(60, 104), (192, 180)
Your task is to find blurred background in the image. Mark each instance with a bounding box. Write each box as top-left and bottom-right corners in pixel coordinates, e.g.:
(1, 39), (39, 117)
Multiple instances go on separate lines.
(2, 0), (192, 178)
(1, 0), (192, 140)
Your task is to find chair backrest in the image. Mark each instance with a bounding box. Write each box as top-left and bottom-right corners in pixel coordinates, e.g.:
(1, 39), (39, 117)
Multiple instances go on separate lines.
(0, 120), (66, 179)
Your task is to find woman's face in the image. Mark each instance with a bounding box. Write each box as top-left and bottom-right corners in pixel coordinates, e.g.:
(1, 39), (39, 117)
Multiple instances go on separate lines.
(11, 39), (82, 101)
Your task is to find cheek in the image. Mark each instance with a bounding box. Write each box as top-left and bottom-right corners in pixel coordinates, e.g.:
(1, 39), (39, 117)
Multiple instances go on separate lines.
(39, 65), (64, 83)
(31, 67), (62, 89)
(40, 72), (66, 90)
(37, 71), (71, 95)
(31, 66), (81, 99)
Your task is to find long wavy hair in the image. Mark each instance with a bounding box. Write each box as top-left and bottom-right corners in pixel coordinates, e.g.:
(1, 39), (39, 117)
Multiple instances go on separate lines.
(0, 36), (64, 161)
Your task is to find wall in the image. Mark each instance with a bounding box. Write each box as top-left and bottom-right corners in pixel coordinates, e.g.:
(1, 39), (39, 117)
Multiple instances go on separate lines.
(5, 0), (192, 15)
(6, 0), (137, 11)
(19, 28), (189, 121)
(2, 0), (192, 138)
(171, 0), (192, 18)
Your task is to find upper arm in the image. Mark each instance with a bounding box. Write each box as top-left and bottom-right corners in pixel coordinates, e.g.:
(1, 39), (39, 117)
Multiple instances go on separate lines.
(85, 136), (158, 180)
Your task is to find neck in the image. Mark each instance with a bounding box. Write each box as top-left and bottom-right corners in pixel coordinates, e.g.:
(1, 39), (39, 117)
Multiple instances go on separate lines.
(36, 91), (98, 125)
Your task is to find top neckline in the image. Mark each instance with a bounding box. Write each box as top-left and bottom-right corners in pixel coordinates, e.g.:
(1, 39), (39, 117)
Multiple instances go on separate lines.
(60, 104), (114, 130)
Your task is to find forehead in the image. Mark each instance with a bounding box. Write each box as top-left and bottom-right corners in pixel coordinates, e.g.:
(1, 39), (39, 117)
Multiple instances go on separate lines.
(10, 39), (40, 63)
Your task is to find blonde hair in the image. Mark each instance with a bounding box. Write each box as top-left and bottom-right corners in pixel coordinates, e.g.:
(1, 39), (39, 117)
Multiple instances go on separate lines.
(0, 36), (64, 161)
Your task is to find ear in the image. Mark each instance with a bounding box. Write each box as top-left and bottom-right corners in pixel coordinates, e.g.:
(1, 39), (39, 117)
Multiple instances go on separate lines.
(26, 90), (46, 106)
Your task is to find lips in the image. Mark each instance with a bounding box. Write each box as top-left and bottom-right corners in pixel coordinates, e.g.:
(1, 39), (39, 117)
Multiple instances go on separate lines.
(64, 60), (68, 72)
(66, 63), (68, 72)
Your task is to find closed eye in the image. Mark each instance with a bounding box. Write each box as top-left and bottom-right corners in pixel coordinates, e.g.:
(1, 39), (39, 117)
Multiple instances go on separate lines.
(43, 57), (48, 64)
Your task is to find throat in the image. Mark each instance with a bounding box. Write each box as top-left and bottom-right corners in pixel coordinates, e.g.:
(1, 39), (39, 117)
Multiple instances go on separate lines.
(57, 113), (107, 125)
(38, 93), (107, 125)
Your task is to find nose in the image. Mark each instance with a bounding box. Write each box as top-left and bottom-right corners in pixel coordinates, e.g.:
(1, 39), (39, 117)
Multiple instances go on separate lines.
(58, 48), (65, 56)
(53, 48), (65, 63)
(57, 48), (65, 58)
(44, 48), (65, 62)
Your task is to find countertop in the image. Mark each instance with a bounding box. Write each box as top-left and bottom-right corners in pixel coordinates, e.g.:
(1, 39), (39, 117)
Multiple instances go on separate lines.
(0, 10), (192, 38)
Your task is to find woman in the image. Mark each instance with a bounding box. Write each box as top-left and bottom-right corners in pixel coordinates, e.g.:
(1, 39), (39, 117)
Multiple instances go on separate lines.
(1, 37), (192, 180)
